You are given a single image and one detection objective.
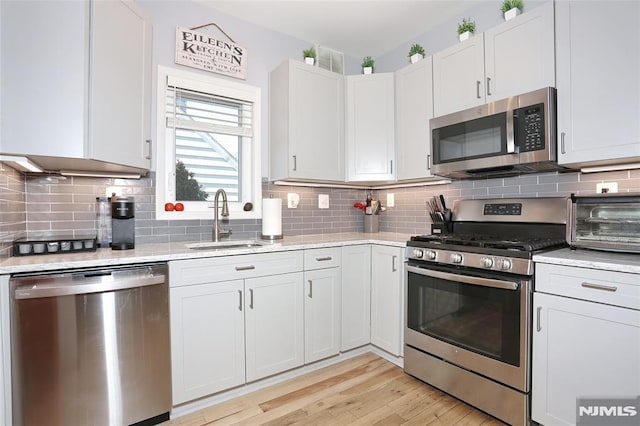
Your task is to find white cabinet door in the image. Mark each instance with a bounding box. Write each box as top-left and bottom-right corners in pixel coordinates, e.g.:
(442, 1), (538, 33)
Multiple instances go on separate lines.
(532, 292), (640, 426)
(346, 73), (396, 182)
(432, 35), (485, 117)
(556, 1), (640, 168)
(0, 0), (151, 172)
(245, 272), (304, 382)
(304, 268), (341, 363)
(269, 60), (344, 182)
(341, 245), (371, 351)
(90, 0), (152, 169)
(170, 280), (245, 405)
(484, 1), (555, 102)
(395, 58), (435, 181)
(370, 245), (404, 356)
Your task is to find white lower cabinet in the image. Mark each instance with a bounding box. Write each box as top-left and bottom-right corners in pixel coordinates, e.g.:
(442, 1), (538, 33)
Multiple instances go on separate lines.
(170, 280), (245, 405)
(370, 245), (404, 356)
(168, 251), (304, 404)
(303, 247), (342, 364)
(532, 263), (640, 426)
(245, 273), (304, 382)
(341, 245), (371, 351)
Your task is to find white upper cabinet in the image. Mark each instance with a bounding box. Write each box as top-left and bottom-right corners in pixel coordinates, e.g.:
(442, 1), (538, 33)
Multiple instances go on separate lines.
(556, 1), (640, 168)
(0, 0), (152, 174)
(346, 73), (396, 182)
(433, 1), (555, 117)
(269, 60), (345, 182)
(433, 35), (486, 117)
(484, 1), (555, 102)
(395, 57), (436, 181)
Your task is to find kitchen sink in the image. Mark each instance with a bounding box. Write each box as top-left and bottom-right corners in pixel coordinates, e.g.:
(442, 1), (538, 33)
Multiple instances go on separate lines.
(185, 240), (264, 250)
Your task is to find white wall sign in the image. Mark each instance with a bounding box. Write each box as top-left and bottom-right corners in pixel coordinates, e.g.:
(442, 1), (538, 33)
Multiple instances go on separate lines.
(175, 26), (247, 79)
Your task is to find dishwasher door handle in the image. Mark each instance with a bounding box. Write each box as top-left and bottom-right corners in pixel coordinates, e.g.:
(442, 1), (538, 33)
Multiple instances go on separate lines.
(14, 273), (166, 299)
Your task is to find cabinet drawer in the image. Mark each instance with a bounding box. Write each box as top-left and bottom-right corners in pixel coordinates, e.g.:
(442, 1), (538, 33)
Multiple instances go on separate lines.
(536, 263), (640, 310)
(304, 247), (342, 270)
(169, 251), (304, 287)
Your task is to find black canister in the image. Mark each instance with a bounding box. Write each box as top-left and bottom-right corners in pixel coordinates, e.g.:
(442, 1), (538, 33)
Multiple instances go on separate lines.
(111, 196), (135, 250)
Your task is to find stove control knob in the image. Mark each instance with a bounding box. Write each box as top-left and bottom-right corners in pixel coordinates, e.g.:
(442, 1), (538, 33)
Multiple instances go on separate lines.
(412, 249), (424, 258)
(480, 257), (494, 269)
(498, 258), (512, 270)
(425, 250), (437, 260)
(450, 253), (463, 264)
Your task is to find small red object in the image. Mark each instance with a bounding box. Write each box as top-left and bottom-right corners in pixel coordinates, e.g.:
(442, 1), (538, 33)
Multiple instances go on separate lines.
(164, 202), (175, 211)
(174, 202), (184, 211)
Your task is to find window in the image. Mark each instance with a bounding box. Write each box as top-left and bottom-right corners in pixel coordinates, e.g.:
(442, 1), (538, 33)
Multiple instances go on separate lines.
(156, 66), (261, 220)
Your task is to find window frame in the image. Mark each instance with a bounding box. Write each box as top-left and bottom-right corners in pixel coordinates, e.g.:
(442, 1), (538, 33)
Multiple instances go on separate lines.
(155, 65), (261, 221)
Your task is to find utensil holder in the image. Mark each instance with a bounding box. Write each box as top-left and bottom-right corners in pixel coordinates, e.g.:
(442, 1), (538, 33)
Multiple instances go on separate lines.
(364, 214), (379, 233)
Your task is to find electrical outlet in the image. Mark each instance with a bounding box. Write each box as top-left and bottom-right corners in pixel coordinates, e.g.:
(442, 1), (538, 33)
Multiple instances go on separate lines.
(596, 182), (618, 194)
(287, 193), (300, 208)
(387, 193), (395, 208)
(318, 194), (329, 209)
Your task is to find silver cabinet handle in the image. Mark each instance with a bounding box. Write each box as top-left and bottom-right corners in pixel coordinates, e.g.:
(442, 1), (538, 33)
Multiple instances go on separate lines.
(486, 77), (492, 96)
(235, 265), (256, 271)
(581, 282), (618, 292)
(238, 289), (242, 311)
(249, 288), (254, 309)
(308, 280), (313, 298)
(315, 256), (332, 262)
(145, 139), (152, 160)
(561, 132), (566, 154)
(427, 154), (431, 171)
(392, 255), (398, 272)
(476, 80), (481, 99)
(293, 155), (297, 171)
(536, 306), (542, 332)
(390, 160), (393, 174)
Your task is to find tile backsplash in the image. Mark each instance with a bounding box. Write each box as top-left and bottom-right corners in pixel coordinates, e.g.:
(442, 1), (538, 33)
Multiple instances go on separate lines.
(2, 165), (640, 259)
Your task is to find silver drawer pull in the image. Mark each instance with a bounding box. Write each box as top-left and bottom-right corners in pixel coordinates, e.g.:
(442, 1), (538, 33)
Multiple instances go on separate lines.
(235, 265), (256, 271)
(315, 256), (332, 262)
(581, 282), (618, 292)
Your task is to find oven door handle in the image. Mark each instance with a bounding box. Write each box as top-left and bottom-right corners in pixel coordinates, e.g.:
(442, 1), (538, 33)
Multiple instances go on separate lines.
(406, 265), (519, 291)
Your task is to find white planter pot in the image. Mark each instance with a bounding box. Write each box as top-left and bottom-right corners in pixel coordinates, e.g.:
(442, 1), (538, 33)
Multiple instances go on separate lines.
(304, 57), (315, 65)
(363, 66), (373, 75)
(504, 7), (521, 21)
(410, 53), (423, 64)
(458, 31), (471, 42)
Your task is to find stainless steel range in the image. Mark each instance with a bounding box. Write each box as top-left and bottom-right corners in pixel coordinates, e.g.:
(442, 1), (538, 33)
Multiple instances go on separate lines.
(404, 197), (567, 426)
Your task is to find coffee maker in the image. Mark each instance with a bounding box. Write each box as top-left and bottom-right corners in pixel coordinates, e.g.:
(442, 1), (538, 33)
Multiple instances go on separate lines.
(111, 196), (135, 250)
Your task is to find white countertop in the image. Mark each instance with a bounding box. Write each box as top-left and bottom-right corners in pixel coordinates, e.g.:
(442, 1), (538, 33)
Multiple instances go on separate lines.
(534, 247), (640, 274)
(0, 232), (410, 275)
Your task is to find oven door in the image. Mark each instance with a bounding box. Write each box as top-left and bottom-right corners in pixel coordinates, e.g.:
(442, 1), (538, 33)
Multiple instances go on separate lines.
(405, 263), (531, 392)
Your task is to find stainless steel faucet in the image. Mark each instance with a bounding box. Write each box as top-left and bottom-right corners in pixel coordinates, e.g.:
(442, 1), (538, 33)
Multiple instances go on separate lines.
(212, 189), (232, 241)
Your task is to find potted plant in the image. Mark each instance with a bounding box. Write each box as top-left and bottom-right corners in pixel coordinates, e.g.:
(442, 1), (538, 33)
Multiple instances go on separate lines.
(457, 18), (476, 42)
(501, 0), (524, 21)
(303, 46), (316, 65)
(408, 43), (425, 64)
(361, 56), (374, 74)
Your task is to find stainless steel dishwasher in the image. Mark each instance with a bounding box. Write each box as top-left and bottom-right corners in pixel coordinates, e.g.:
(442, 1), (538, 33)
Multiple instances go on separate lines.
(9, 263), (170, 426)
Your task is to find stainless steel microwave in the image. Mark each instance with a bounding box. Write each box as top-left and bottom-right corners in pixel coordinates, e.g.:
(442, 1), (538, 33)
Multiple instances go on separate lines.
(430, 87), (563, 179)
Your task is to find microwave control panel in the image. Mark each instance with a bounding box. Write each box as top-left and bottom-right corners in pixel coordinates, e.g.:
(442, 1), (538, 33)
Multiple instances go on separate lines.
(517, 103), (545, 152)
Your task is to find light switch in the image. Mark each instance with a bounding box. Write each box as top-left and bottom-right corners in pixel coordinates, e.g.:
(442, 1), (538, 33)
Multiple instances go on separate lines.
(318, 194), (329, 209)
(387, 193), (395, 207)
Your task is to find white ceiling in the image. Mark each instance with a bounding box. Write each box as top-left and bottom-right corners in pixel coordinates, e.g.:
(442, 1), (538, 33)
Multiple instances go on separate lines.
(200, 1), (479, 58)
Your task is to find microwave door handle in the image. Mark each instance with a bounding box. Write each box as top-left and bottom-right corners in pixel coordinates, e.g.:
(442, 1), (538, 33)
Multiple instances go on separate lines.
(406, 265), (519, 291)
(507, 110), (517, 154)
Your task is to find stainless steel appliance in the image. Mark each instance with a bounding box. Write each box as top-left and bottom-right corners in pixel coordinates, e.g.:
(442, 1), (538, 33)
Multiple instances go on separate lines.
(568, 192), (640, 253)
(10, 263), (170, 426)
(430, 87), (565, 179)
(112, 196), (135, 250)
(404, 197), (567, 426)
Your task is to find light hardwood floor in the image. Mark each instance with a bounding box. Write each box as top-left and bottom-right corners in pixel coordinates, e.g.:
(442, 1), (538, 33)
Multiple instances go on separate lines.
(162, 353), (505, 426)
